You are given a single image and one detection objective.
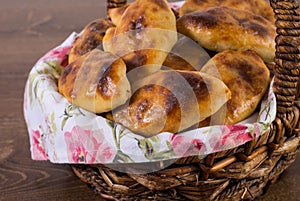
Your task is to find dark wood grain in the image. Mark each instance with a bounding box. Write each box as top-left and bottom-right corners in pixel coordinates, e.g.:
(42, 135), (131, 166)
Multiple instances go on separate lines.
(0, 1), (106, 200)
(0, 0), (299, 201)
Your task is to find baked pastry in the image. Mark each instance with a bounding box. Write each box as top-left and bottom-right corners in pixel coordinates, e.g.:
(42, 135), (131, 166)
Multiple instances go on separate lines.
(111, 70), (231, 137)
(162, 35), (211, 71)
(103, 0), (177, 79)
(58, 49), (131, 113)
(200, 50), (270, 126)
(177, 6), (276, 62)
(68, 18), (113, 64)
(179, 0), (275, 23)
(107, 4), (130, 26)
(162, 53), (196, 71)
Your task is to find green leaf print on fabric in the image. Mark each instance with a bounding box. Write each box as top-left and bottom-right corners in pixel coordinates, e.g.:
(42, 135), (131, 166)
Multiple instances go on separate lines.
(28, 73), (38, 107)
(106, 120), (134, 163)
(60, 104), (85, 130)
(44, 61), (62, 79)
(136, 138), (175, 161)
(258, 101), (272, 122)
(50, 112), (57, 133)
(37, 61), (62, 79)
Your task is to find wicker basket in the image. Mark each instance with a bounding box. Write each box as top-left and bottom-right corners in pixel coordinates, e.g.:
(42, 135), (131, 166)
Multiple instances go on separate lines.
(71, 0), (300, 200)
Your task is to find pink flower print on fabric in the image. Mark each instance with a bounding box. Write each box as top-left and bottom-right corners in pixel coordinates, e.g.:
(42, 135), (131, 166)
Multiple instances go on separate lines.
(64, 126), (116, 164)
(41, 46), (71, 67)
(210, 125), (253, 152)
(31, 129), (48, 160)
(171, 134), (207, 157)
(221, 125), (253, 145)
(71, 143), (88, 163)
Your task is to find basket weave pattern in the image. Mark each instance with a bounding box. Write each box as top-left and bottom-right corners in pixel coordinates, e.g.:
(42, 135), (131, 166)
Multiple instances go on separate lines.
(72, 0), (300, 200)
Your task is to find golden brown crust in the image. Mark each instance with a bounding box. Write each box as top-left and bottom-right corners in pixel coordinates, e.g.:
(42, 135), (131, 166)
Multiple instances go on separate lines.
(162, 36), (211, 71)
(162, 53), (196, 71)
(103, 0), (177, 79)
(111, 70), (231, 137)
(177, 6), (276, 62)
(129, 84), (182, 134)
(200, 50), (270, 126)
(59, 54), (86, 98)
(68, 18), (113, 64)
(114, 0), (175, 38)
(179, 0), (275, 23)
(107, 4), (130, 26)
(59, 49), (131, 113)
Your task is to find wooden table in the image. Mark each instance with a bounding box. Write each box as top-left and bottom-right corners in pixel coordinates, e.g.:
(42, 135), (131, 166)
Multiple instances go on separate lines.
(1, 1), (299, 200)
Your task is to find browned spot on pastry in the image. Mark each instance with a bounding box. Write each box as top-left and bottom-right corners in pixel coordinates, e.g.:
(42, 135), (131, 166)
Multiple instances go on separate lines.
(163, 89), (181, 131)
(75, 35), (101, 55)
(59, 66), (71, 86)
(152, 7), (159, 12)
(132, 84), (181, 131)
(246, 22), (269, 37)
(179, 11), (219, 30)
(60, 63), (80, 87)
(123, 51), (148, 72)
(236, 61), (256, 86)
(129, 15), (145, 30)
(97, 61), (120, 100)
(143, 84), (155, 92)
(163, 53), (196, 71)
(165, 89), (180, 114)
(179, 71), (209, 100)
